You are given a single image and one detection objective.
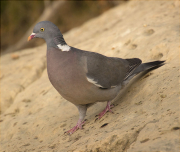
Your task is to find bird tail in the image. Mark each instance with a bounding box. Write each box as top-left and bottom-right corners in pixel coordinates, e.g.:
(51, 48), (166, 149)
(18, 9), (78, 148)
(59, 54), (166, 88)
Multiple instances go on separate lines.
(131, 60), (165, 76)
(123, 60), (165, 86)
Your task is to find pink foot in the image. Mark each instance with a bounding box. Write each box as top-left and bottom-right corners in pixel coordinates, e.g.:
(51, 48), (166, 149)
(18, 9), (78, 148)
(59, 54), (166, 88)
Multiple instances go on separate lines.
(65, 119), (85, 134)
(98, 101), (114, 119)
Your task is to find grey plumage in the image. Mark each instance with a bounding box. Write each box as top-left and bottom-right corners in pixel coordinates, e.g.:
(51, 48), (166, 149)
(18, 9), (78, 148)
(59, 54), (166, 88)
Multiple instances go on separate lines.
(28, 21), (165, 134)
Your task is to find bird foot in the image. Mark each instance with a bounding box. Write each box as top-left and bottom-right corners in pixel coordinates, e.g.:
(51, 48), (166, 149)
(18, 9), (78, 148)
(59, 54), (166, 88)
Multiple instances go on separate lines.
(98, 101), (114, 119)
(65, 119), (85, 134)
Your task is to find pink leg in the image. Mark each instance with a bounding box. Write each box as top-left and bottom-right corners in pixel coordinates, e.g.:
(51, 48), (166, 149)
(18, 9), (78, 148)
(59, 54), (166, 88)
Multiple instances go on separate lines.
(98, 101), (114, 119)
(65, 119), (85, 134)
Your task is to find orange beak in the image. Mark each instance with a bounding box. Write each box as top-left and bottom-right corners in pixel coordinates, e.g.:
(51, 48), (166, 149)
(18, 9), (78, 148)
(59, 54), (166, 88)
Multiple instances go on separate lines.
(28, 33), (36, 41)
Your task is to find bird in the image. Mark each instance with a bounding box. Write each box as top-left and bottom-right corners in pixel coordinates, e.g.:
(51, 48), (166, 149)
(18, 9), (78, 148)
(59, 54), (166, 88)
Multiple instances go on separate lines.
(28, 21), (165, 134)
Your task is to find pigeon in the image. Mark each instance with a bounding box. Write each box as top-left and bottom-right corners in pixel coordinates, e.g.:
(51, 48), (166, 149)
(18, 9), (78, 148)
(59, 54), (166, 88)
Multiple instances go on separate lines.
(28, 21), (165, 134)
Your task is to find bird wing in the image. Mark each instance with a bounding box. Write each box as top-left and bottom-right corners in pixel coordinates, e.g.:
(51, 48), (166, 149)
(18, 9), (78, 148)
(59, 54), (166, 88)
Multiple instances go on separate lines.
(80, 50), (141, 89)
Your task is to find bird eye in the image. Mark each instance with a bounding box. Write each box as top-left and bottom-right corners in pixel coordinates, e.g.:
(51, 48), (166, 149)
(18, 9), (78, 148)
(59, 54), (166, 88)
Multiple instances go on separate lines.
(40, 28), (44, 32)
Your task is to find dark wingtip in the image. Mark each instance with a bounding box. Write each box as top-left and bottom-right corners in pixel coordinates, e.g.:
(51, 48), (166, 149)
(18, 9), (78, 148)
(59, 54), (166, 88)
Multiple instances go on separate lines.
(158, 60), (166, 64)
(148, 60), (166, 71)
(151, 60), (166, 64)
(156, 60), (166, 66)
(147, 60), (166, 67)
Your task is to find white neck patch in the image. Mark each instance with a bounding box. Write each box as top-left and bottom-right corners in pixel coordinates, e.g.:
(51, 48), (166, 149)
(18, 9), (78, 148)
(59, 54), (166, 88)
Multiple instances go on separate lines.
(57, 44), (71, 51)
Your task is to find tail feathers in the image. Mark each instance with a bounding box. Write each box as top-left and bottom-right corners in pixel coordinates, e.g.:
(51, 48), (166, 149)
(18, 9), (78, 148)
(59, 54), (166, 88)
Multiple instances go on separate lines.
(132, 60), (165, 76)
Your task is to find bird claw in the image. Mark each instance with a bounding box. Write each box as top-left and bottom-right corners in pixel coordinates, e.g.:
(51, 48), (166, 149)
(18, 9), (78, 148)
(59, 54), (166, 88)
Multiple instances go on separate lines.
(98, 101), (114, 119)
(65, 119), (85, 135)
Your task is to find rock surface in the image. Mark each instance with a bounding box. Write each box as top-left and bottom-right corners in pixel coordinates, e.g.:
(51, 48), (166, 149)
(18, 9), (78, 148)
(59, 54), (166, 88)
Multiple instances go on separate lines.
(1, 1), (180, 151)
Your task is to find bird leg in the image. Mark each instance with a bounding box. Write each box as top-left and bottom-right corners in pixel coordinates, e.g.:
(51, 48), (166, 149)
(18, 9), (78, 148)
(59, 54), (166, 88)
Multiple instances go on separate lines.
(65, 104), (87, 134)
(98, 101), (114, 119)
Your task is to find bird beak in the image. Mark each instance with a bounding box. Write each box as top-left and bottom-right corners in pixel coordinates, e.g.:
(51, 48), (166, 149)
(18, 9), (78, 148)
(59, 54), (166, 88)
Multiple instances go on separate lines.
(28, 33), (36, 41)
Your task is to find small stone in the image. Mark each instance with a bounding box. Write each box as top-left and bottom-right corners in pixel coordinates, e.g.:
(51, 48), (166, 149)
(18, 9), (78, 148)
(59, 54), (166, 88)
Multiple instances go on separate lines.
(160, 94), (167, 98)
(144, 29), (155, 36)
(111, 46), (115, 50)
(11, 54), (19, 60)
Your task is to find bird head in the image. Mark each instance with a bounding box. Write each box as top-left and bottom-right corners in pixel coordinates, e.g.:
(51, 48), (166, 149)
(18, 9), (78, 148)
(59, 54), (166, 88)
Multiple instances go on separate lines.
(28, 21), (61, 42)
(28, 21), (68, 50)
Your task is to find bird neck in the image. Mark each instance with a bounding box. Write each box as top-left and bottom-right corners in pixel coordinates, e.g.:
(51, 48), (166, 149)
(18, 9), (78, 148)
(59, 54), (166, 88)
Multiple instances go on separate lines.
(54, 34), (67, 46)
(46, 34), (70, 51)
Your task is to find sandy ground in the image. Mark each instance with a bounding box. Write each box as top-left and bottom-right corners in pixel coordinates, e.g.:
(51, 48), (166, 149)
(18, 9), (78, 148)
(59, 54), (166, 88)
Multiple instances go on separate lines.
(1, 1), (180, 152)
